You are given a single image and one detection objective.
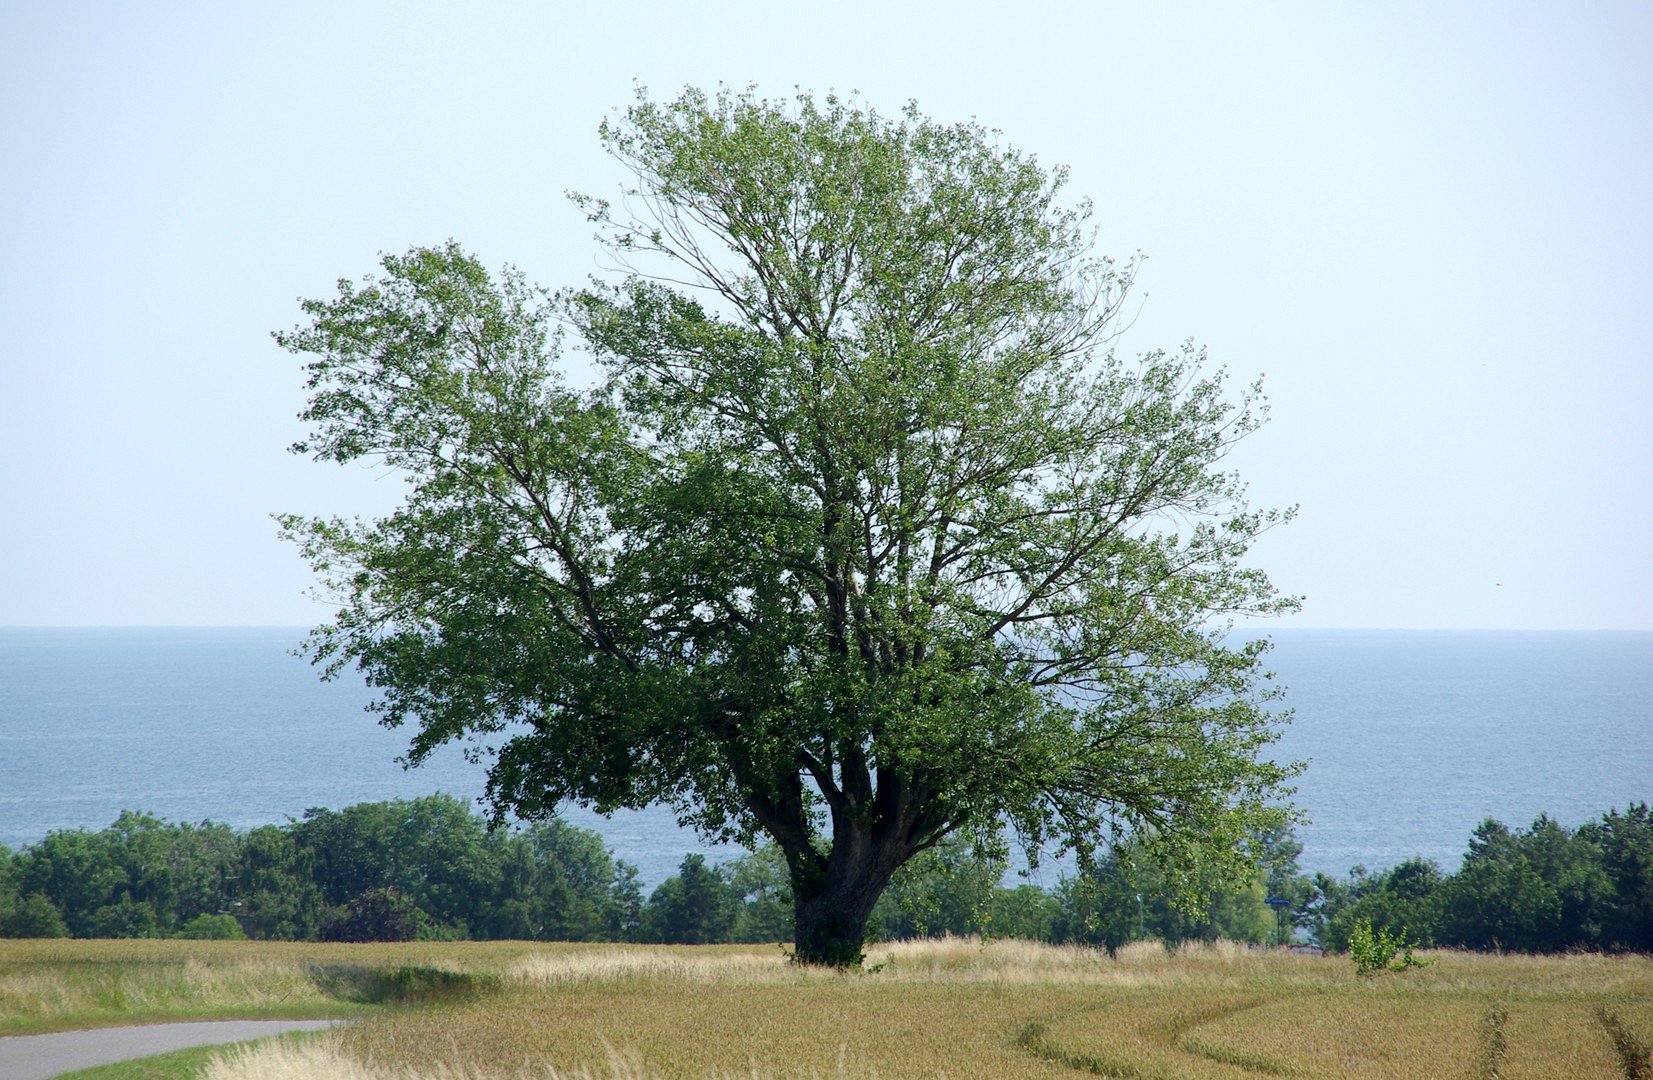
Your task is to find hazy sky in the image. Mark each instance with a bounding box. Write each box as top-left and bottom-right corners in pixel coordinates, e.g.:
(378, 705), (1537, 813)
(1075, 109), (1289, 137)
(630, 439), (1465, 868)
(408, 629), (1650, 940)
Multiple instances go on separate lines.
(2, 2), (1649, 630)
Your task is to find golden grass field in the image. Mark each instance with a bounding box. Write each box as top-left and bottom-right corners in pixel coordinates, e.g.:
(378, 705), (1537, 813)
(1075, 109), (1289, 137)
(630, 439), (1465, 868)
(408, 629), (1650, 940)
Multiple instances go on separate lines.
(3, 937), (1650, 1078)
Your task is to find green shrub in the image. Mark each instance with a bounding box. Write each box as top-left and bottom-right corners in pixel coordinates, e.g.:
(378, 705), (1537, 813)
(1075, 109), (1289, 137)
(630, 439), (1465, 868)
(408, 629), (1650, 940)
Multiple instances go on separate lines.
(362, 966), (501, 1004)
(1348, 917), (1427, 975)
(177, 913), (247, 939)
(318, 887), (423, 942)
(0, 893), (69, 938)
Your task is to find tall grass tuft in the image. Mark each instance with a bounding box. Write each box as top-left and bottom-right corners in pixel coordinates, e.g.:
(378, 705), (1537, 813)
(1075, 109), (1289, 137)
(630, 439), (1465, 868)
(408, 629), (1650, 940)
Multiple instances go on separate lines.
(207, 1034), (867, 1080)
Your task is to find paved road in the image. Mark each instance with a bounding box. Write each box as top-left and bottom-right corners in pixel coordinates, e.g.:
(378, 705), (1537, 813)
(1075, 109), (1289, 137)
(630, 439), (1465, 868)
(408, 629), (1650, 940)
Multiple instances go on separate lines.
(0, 1018), (347, 1080)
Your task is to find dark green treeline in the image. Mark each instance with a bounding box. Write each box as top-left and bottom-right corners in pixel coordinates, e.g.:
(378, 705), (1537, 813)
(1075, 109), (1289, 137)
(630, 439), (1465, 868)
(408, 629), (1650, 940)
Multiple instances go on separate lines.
(0, 795), (1647, 953)
(1310, 805), (1652, 954)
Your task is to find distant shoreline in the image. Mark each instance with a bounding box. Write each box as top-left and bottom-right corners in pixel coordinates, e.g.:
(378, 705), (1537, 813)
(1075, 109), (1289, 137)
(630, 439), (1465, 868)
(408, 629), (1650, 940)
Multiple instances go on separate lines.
(4, 628), (1649, 884)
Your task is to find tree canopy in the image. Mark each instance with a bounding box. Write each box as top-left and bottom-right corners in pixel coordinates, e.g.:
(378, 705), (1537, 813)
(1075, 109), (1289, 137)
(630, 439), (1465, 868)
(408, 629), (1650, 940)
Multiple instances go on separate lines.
(278, 87), (1298, 964)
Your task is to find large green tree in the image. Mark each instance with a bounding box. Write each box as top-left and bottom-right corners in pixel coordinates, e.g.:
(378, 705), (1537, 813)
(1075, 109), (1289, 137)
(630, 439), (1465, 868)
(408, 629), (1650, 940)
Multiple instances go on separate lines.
(279, 87), (1297, 965)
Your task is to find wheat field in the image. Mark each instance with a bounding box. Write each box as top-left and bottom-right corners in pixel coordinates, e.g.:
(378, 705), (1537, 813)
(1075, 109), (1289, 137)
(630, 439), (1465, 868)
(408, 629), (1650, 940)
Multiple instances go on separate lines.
(4, 938), (1650, 1078)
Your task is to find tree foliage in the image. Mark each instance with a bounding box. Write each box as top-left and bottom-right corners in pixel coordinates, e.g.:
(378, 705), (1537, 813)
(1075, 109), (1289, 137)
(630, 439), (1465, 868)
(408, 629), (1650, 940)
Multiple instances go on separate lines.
(0, 797), (638, 942)
(8, 812), (238, 938)
(1, 894), (68, 938)
(296, 795), (504, 938)
(1311, 806), (1653, 954)
(318, 886), (423, 943)
(277, 86), (1299, 963)
(5, 802), (1646, 953)
(1313, 858), (1445, 953)
(1051, 830), (1282, 950)
(644, 854), (741, 944)
(723, 843), (795, 943)
(1583, 803), (1653, 952)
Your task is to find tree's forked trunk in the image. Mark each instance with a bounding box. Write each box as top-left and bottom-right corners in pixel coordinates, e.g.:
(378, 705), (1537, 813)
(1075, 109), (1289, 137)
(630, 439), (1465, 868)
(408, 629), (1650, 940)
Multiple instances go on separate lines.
(788, 832), (903, 967)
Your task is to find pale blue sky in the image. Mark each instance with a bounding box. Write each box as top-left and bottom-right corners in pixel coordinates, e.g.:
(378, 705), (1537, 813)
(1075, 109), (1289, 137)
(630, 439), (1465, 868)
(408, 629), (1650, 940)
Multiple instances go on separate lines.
(2, 1), (1649, 629)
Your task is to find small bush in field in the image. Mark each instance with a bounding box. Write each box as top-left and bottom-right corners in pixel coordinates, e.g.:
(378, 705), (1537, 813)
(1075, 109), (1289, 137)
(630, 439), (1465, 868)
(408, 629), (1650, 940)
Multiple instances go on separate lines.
(1349, 917), (1428, 975)
(177, 913), (247, 940)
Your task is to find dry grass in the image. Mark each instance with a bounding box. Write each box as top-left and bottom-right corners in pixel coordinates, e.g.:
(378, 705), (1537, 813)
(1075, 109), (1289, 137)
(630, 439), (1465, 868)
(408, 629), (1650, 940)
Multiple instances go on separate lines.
(1191, 995), (1485, 1077)
(1021, 991), (1274, 1078)
(0, 938), (547, 1034)
(8, 939), (1652, 1078)
(1495, 1003), (1624, 1079)
(323, 941), (1653, 1079)
(208, 1032), (871, 1079)
(505, 945), (794, 988)
(332, 980), (1090, 1079)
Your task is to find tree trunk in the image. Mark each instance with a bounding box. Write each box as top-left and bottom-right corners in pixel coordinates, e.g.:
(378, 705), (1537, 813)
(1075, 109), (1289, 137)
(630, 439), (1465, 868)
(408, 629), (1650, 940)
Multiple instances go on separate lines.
(789, 838), (901, 967)
(792, 881), (882, 967)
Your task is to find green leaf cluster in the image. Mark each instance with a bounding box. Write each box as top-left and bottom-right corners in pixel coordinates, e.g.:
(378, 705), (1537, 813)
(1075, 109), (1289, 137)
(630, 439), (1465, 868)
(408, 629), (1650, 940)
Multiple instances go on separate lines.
(1348, 917), (1428, 975)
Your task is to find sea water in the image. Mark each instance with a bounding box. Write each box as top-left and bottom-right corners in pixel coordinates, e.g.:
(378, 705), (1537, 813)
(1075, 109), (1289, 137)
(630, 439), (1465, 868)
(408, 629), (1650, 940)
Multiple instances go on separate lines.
(1, 627), (1648, 887)
(1261, 629), (1651, 878)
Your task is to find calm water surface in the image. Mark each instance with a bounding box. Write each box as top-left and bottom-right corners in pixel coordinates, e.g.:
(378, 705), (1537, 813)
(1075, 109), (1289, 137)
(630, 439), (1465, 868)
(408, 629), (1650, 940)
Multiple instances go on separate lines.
(1, 627), (1647, 886)
(1261, 629), (1650, 877)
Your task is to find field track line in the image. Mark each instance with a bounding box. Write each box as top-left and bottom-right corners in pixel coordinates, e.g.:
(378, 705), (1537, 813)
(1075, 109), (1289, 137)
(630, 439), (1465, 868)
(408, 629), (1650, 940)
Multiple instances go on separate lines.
(1014, 997), (1280, 1076)
(1597, 1008), (1652, 1080)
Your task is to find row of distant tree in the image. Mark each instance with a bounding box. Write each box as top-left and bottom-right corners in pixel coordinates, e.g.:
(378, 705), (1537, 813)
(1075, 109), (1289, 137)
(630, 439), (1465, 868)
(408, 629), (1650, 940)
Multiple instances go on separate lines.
(1, 795), (1647, 953)
(1309, 805), (1653, 954)
(0, 796), (641, 943)
(0, 793), (1297, 946)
